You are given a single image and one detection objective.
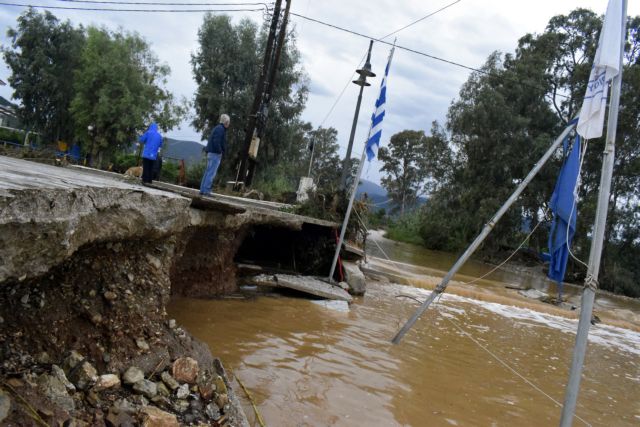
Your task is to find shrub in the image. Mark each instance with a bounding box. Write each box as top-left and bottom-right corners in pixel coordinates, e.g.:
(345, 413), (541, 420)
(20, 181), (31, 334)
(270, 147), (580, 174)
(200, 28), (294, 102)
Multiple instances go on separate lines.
(159, 161), (179, 184)
(0, 127), (25, 144)
(386, 211), (423, 245)
(252, 164), (297, 201)
(112, 153), (138, 173)
(186, 161), (206, 189)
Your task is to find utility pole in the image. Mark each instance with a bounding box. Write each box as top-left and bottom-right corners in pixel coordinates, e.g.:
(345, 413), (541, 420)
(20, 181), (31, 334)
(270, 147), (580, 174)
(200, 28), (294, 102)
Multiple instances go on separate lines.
(235, 0), (282, 191)
(246, 0), (291, 186)
(339, 40), (375, 189)
(236, 0), (292, 189)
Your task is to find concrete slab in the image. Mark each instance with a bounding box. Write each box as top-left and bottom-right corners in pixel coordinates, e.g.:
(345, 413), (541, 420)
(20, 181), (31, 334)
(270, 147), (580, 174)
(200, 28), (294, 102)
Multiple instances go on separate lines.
(0, 156), (176, 198)
(151, 181), (338, 228)
(248, 274), (353, 302)
(66, 164), (338, 228)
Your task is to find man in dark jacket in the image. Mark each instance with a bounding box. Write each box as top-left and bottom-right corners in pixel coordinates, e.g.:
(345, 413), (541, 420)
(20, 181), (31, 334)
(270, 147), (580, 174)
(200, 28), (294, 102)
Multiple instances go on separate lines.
(139, 123), (163, 184)
(199, 114), (230, 196)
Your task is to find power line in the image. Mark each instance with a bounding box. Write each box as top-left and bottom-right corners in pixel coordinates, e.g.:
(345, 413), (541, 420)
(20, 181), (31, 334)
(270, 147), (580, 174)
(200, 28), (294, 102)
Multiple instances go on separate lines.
(56, 0), (271, 6)
(318, 51), (366, 128)
(317, 1), (464, 128)
(291, 12), (485, 73)
(291, 12), (572, 100)
(380, 0), (463, 40)
(0, 1), (265, 11)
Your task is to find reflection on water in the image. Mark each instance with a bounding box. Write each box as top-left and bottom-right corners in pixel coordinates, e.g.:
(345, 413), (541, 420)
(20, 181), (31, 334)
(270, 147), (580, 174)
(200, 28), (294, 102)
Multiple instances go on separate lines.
(169, 281), (640, 426)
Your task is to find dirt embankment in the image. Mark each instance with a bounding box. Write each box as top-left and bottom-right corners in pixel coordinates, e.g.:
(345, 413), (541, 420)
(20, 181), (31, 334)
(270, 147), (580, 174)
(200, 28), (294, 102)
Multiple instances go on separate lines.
(0, 157), (336, 425)
(1, 237), (250, 425)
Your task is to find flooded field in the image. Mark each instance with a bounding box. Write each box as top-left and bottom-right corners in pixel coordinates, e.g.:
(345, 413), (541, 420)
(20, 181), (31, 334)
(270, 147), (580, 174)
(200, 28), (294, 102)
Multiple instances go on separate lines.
(169, 235), (640, 426)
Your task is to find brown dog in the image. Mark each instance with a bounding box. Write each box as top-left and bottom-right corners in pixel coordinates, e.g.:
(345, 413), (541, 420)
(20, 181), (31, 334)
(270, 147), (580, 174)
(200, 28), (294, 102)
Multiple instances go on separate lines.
(124, 166), (143, 178)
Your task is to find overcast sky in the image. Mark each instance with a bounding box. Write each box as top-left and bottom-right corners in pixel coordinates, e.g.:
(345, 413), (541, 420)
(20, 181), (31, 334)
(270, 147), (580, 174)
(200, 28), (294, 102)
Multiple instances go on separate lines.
(1, 0), (638, 184)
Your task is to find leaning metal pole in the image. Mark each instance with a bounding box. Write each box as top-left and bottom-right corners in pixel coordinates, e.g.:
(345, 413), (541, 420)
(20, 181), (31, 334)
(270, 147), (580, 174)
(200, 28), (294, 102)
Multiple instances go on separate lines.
(328, 46), (395, 282)
(340, 40), (374, 189)
(391, 120), (577, 344)
(339, 83), (366, 189)
(328, 127), (372, 282)
(559, 2), (627, 425)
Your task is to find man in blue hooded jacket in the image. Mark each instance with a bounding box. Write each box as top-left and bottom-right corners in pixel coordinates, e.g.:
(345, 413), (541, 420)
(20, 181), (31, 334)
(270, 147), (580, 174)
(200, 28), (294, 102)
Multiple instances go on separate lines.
(139, 123), (163, 184)
(199, 113), (230, 196)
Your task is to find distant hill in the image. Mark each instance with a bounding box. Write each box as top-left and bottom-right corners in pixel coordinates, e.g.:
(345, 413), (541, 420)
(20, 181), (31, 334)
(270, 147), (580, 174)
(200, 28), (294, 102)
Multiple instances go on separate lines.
(356, 179), (427, 214)
(163, 138), (204, 166)
(357, 179), (391, 212)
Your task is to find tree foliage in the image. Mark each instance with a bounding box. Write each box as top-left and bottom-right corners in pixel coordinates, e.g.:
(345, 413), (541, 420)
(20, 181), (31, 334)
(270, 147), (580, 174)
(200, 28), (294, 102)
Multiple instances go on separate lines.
(71, 27), (185, 164)
(416, 8), (640, 297)
(307, 126), (341, 192)
(378, 130), (427, 216)
(379, 123), (454, 216)
(2, 8), (85, 142)
(191, 14), (309, 183)
(2, 8), (185, 166)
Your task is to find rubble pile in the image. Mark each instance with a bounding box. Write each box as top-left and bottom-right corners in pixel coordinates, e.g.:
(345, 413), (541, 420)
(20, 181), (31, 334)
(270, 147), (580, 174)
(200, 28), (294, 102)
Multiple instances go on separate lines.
(0, 239), (247, 426)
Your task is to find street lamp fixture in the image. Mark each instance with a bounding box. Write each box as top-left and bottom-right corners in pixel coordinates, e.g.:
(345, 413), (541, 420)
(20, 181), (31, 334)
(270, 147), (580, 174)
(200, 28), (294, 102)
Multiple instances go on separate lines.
(340, 40), (376, 189)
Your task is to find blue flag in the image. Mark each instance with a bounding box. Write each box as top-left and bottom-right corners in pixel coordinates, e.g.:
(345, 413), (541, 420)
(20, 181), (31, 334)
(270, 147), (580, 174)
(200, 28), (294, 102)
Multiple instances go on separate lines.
(366, 47), (394, 161)
(548, 135), (581, 290)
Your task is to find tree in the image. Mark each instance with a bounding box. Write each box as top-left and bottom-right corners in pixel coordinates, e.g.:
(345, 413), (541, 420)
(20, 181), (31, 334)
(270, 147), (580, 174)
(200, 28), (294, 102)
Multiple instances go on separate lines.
(191, 14), (309, 185)
(2, 8), (85, 143)
(307, 126), (341, 192)
(70, 27), (185, 166)
(378, 130), (428, 216)
(417, 8), (640, 297)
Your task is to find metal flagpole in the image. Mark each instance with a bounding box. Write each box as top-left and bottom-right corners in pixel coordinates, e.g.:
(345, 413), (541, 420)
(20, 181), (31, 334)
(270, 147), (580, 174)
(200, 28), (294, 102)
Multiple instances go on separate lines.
(328, 138), (369, 282)
(391, 119), (578, 344)
(559, 1), (627, 425)
(328, 45), (396, 282)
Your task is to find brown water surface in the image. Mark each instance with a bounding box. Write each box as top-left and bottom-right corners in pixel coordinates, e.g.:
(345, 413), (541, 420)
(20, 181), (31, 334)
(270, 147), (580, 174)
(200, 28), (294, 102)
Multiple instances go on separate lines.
(170, 232), (639, 426)
(170, 283), (639, 426)
(366, 230), (640, 317)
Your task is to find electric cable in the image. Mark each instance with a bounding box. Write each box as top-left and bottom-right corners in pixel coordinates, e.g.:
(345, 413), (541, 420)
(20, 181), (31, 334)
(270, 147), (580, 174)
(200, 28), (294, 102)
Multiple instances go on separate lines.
(565, 137), (590, 270)
(291, 12), (572, 100)
(317, 0), (464, 128)
(0, 1), (265, 11)
(438, 312), (592, 427)
(354, 210), (594, 425)
(318, 51), (367, 128)
(56, 0), (270, 4)
(379, 0), (463, 40)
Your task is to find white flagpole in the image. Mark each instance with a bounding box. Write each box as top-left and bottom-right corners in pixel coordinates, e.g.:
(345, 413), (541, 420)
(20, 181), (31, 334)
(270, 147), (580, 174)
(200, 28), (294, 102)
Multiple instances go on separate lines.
(328, 45), (395, 282)
(559, 0), (627, 425)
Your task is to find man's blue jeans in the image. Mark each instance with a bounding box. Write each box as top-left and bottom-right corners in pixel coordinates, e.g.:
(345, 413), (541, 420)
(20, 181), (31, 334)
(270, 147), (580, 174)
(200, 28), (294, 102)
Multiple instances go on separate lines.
(199, 152), (222, 195)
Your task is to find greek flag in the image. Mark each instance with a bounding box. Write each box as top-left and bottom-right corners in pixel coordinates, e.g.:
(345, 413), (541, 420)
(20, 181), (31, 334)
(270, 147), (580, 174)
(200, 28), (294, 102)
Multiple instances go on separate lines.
(366, 46), (395, 161)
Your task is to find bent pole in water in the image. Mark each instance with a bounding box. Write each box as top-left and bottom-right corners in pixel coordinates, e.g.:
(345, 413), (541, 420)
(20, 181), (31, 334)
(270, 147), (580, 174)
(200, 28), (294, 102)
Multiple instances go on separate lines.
(391, 120), (578, 344)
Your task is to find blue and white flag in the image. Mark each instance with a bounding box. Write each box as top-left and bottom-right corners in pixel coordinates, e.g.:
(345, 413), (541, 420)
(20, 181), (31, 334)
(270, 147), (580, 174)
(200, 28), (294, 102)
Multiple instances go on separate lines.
(548, 135), (581, 293)
(576, 0), (623, 139)
(366, 46), (395, 161)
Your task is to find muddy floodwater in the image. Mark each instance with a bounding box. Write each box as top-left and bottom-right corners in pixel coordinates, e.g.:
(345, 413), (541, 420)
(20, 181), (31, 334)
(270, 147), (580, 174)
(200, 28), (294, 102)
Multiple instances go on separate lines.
(169, 235), (640, 426)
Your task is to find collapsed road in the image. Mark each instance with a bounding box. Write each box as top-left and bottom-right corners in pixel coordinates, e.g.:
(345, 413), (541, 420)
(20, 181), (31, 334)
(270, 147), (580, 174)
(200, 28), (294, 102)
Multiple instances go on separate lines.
(0, 155), (347, 425)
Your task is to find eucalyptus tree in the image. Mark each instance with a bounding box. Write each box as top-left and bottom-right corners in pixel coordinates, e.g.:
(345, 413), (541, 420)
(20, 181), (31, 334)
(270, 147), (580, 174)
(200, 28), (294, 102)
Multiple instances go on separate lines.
(417, 8), (640, 296)
(2, 8), (85, 142)
(191, 14), (309, 182)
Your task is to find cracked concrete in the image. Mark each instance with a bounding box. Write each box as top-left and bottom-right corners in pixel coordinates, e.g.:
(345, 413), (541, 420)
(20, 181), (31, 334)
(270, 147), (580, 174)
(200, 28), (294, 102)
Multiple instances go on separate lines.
(0, 156), (337, 285)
